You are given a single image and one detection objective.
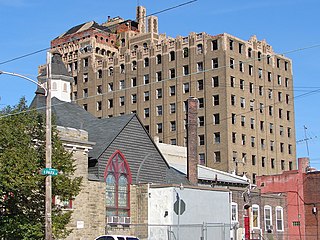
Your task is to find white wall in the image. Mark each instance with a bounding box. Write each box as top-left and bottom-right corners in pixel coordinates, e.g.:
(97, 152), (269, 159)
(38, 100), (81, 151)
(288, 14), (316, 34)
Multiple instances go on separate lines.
(148, 186), (231, 240)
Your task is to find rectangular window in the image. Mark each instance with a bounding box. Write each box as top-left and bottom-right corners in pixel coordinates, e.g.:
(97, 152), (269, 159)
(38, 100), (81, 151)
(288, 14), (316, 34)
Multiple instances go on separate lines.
(214, 132), (220, 144)
(251, 137), (255, 147)
(119, 96), (125, 106)
(213, 95), (219, 106)
(83, 88), (88, 98)
(170, 121), (176, 131)
(276, 207), (284, 231)
(239, 61), (244, 72)
(260, 121), (265, 131)
(252, 155), (256, 165)
(199, 153), (206, 165)
(96, 101), (102, 111)
(156, 88), (162, 99)
(249, 82), (253, 93)
(83, 73), (88, 82)
(214, 151), (221, 163)
(240, 79), (244, 90)
(277, 58), (281, 68)
(262, 157), (266, 167)
(183, 65), (189, 76)
(259, 86), (263, 96)
(268, 72), (272, 82)
(197, 62), (203, 72)
(230, 76), (235, 87)
(270, 123), (274, 134)
(277, 75), (282, 85)
(144, 74), (149, 84)
(250, 101), (254, 111)
(230, 58), (234, 69)
(130, 77), (136, 87)
(229, 39), (234, 50)
(231, 202), (238, 223)
(231, 95), (236, 106)
(271, 158), (275, 169)
(198, 79), (204, 90)
(144, 91), (150, 101)
(108, 83), (113, 92)
(169, 86), (176, 96)
(239, 43), (243, 54)
(119, 80), (125, 90)
(131, 94), (137, 104)
(157, 123), (162, 133)
(212, 58), (219, 68)
(198, 116), (205, 127)
(156, 105), (162, 116)
(212, 76), (219, 87)
(156, 71), (162, 81)
(97, 85), (102, 95)
(213, 113), (220, 125)
(242, 134), (246, 145)
(264, 206), (272, 231)
(281, 160), (285, 170)
(199, 135), (205, 145)
(252, 205), (260, 229)
(241, 115), (245, 127)
(144, 108), (150, 118)
(258, 68), (262, 78)
(249, 65), (253, 76)
(183, 83), (190, 93)
(261, 139), (265, 150)
(198, 98), (204, 108)
(250, 118), (255, 129)
(240, 97), (245, 108)
(170, 103), (176, 114)
(232, 113), (236, 124)
(270, 140), (274, 151)
(288, 144), (292, 154)
(232, 132), (236, 143)
(169, 69), (176, 79)
(83, 58), (89, 67)
(212, 40), (218, 50)
(108, 99), (113, 108)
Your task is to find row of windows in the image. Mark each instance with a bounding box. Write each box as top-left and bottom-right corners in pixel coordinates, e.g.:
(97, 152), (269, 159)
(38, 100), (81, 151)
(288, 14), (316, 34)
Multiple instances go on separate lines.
(228, 38), (290, 70)
(199, 133), (293, 154)
(231, 203), (284, 232)
(198, 152), (293, 172)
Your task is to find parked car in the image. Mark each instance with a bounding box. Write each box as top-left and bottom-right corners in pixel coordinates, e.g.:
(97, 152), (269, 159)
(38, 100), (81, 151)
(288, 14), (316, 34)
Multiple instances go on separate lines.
(95, 235), (140, 240)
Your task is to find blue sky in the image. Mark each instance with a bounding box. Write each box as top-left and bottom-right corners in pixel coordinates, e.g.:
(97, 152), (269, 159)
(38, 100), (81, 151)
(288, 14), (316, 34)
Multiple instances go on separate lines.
(0, 0), (319, 168)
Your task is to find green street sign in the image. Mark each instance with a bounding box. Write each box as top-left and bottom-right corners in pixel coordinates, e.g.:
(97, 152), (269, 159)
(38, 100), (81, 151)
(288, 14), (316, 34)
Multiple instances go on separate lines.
(40, 168), (58, 176)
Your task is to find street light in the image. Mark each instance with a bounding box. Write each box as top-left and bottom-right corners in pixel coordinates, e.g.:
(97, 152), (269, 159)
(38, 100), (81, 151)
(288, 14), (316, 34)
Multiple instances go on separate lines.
(0, 52), (53, 240)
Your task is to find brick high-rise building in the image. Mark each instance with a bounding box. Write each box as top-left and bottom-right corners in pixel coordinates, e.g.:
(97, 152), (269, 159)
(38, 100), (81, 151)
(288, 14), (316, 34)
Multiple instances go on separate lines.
(49, 6), (296, 179)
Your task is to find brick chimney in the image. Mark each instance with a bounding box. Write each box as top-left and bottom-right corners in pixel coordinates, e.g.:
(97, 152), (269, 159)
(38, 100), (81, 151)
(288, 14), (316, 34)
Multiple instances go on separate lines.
(187, 97), (198, 185)
(298, 157), (310, 173)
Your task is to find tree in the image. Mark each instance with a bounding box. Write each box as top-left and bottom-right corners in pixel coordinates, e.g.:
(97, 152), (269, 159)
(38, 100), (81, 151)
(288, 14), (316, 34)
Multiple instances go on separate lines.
(0, 98), (82, 239)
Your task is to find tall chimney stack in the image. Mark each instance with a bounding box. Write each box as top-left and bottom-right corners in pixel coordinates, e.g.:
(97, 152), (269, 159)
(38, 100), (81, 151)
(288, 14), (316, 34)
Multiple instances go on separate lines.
(187, 97), (198, 185)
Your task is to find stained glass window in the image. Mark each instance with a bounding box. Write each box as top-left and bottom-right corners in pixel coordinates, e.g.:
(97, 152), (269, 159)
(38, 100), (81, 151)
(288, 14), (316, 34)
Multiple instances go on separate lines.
(104, 150), (132, 218)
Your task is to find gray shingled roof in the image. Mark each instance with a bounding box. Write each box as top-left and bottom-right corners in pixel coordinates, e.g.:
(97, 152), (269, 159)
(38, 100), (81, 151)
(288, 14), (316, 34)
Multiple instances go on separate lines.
(31, 96), (134, 160)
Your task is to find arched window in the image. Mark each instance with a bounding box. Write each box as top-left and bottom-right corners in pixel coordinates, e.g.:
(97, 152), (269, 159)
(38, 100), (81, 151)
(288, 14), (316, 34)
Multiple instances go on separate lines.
(104, 150), (132, 218)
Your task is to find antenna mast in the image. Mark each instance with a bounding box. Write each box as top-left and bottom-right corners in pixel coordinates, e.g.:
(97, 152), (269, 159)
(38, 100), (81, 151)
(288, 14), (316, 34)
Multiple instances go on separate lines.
(304, 125), (310, 156)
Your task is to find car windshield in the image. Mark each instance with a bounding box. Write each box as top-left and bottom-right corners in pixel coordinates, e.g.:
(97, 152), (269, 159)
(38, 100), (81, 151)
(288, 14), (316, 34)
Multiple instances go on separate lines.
(127, 238), (139, 240)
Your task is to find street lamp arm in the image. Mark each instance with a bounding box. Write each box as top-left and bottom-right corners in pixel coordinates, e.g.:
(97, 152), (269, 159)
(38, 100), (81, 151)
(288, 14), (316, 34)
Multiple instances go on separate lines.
(0, 70), (47, 96)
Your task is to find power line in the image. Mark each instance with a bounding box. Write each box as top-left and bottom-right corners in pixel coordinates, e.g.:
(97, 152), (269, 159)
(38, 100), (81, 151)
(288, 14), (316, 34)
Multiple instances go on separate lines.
(0, 0), (198, 66)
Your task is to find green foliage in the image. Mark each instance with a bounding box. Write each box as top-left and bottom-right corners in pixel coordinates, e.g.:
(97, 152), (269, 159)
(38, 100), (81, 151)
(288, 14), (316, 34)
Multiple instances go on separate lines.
(0, 98), (82, 239)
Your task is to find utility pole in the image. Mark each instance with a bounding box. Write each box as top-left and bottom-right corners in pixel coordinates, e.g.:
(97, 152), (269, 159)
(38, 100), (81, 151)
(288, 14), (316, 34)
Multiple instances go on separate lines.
(45, 52), (52, 240)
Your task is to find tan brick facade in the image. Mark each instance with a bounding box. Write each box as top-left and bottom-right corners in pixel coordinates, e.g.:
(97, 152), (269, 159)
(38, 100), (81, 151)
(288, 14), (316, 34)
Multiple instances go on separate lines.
(50, 7), (296, 182)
